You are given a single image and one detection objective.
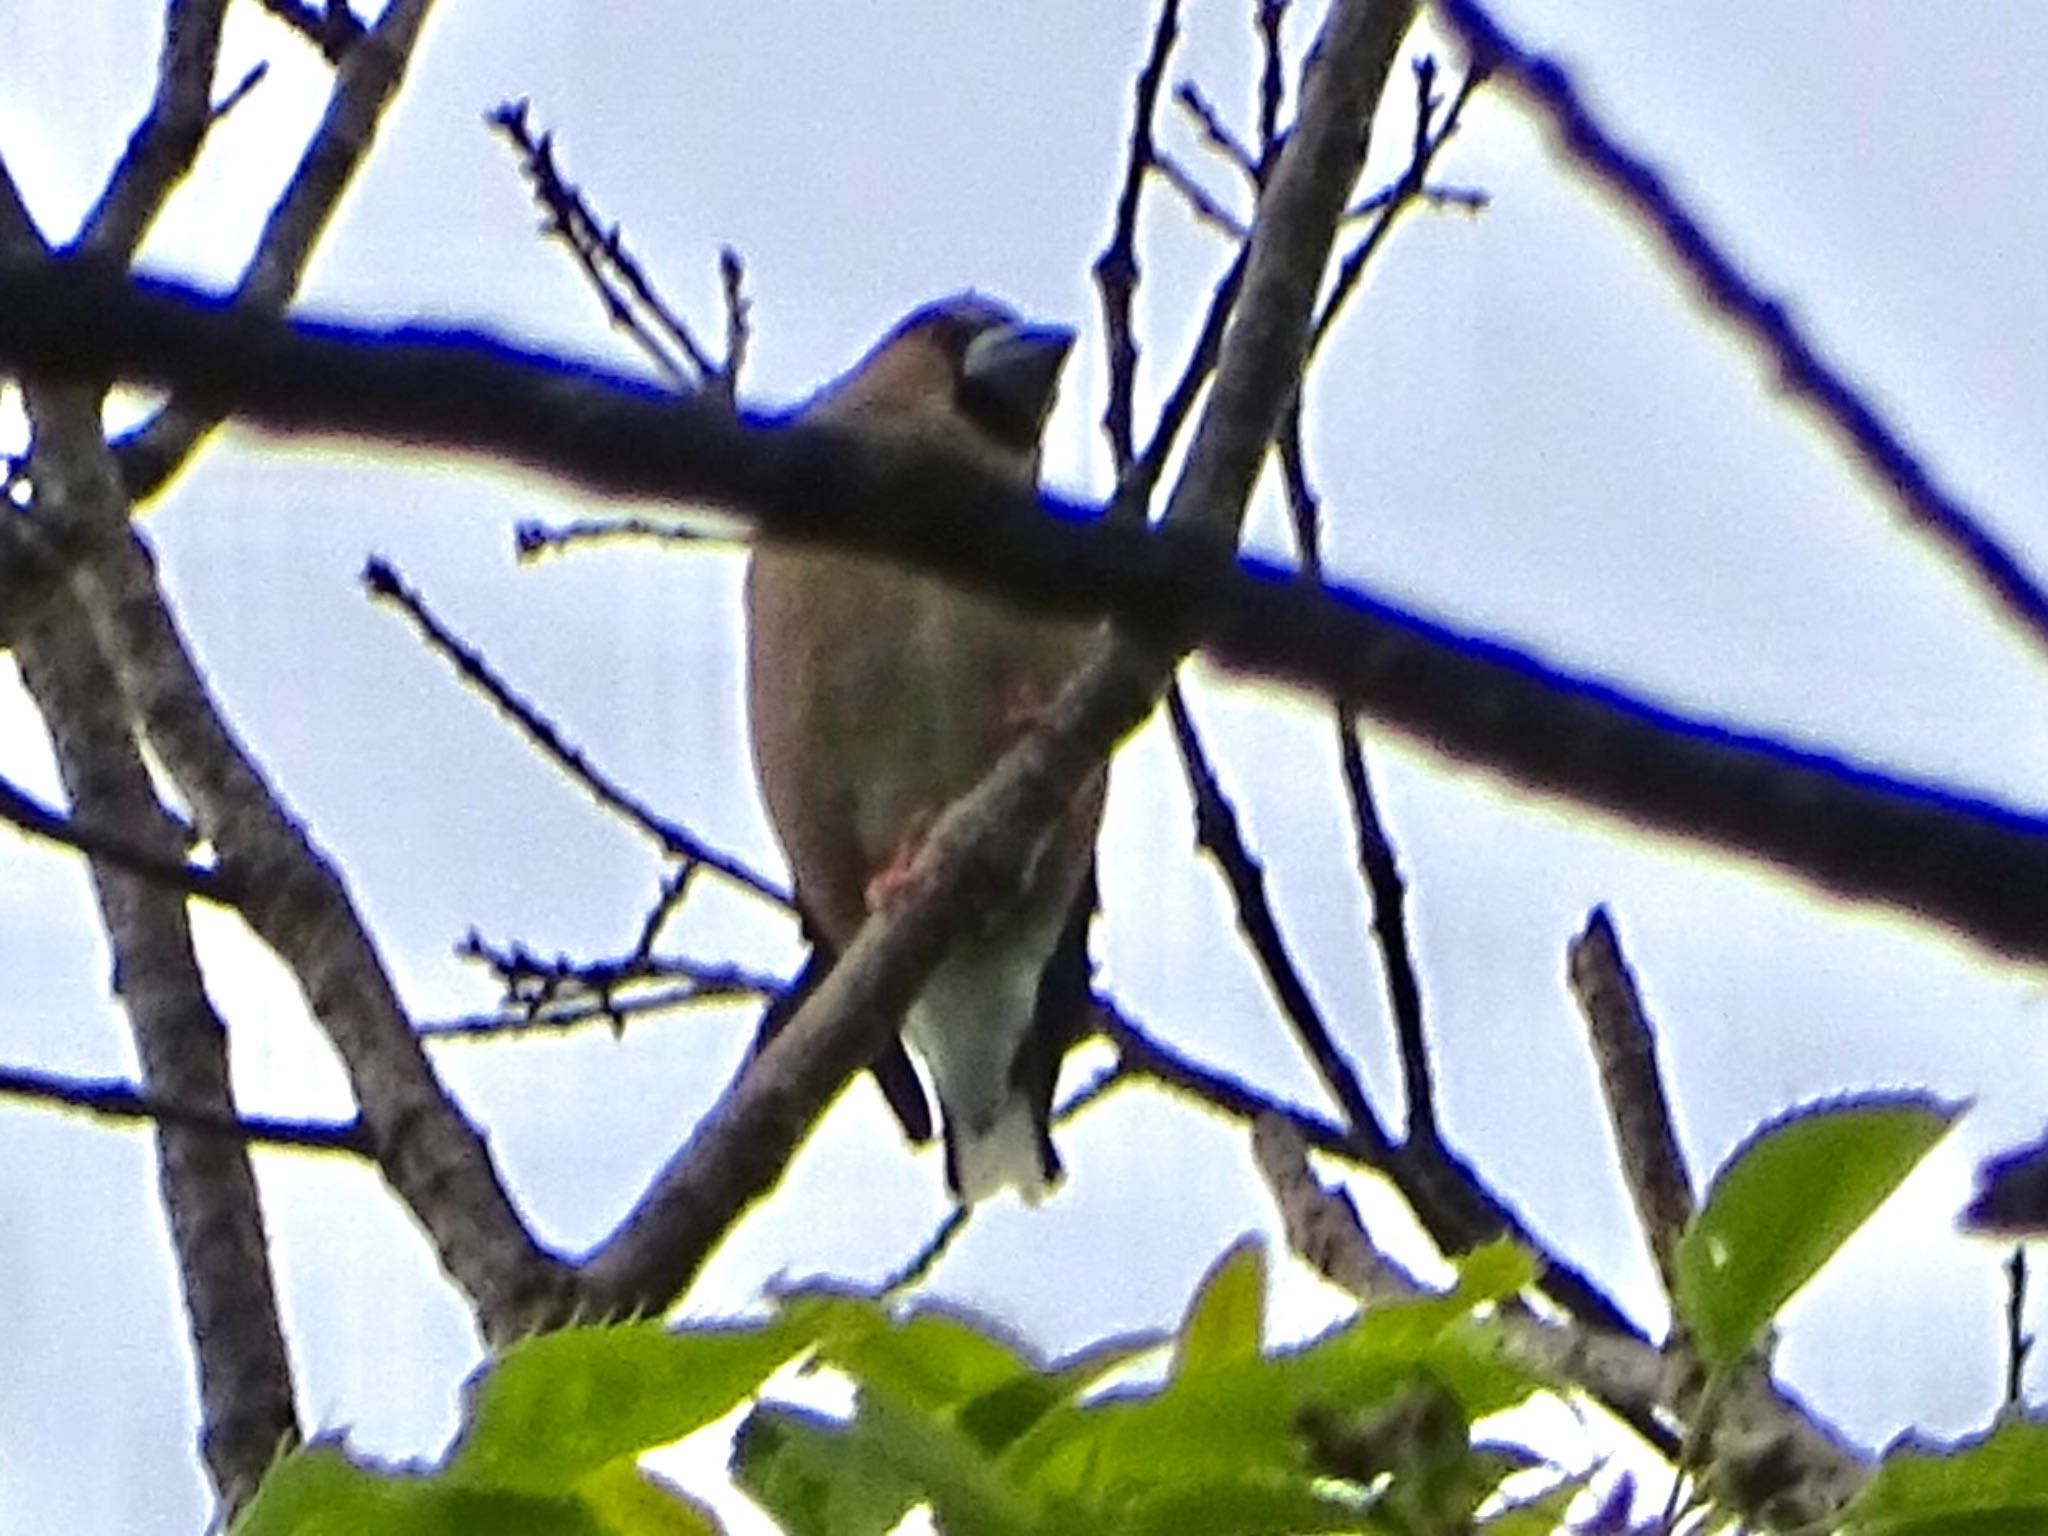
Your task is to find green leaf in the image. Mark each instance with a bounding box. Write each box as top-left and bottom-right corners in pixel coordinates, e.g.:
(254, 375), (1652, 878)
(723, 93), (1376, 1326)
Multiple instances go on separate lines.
(1174, 1236), (1267, 1377)
(731, 1405), (922, 1536)
(1838, 1418), (2048, 1534)
(790, 1290), (1039, 1416)
(229, 1443), (614, 1536)
(1673, 1094), (1961, 1371)
(447, 1315), (811, 1493)
(577, 1463), (723, 1536)
(1113, 1476), (1392, 1536)
(1042, 1328), (1171, 1401)
(1447, 1240), (1539, 1308)
(1476, 1477), (1588, 1536)
(741, 1386), (1041, 1536)
(1013, 1286), (1542, 1508)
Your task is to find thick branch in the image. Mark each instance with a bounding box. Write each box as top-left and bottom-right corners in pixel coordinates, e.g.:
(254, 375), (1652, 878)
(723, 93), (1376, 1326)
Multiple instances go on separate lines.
(114, 0), (436, 505)
(5, 259), (2048, 963)
(57, 524), (580, 1341)
(13, 460), (298, 1512)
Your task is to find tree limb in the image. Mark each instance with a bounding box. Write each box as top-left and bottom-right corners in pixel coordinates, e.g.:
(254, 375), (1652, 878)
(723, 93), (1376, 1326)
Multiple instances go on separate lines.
(6, 257), (2048, 964)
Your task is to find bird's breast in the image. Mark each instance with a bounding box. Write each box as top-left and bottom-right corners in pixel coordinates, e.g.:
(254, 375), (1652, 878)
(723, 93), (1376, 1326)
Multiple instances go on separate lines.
(746, 545), (1094, 940)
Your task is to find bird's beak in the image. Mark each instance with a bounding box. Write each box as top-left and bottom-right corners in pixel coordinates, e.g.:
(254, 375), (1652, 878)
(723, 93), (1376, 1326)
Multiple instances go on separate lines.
(961, 321), (1076, 447)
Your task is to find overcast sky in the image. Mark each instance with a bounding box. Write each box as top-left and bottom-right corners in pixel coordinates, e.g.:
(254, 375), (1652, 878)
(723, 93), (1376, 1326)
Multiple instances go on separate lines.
(5, 2), (2048, 1531)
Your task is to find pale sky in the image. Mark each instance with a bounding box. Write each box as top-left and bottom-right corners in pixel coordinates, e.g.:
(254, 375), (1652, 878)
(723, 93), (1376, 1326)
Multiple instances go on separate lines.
(4, 2), (2047, 1530)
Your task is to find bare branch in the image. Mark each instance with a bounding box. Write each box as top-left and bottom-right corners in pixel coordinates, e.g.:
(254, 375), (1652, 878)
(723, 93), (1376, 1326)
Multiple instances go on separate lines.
(209, 62), (271, 127)
(1436, 0), (2048, 664)
(514, 513), (725, 558)
(49, 520), (580, 1340)
(1175, 81), (1259, 182)
(109, 0), (437, 507)
(361, 556), (789, 907)
(0, 770), (230, 903)
(1165, 683), (1384, 1142)
(878, 1210), (971, 1297)
(1567, 908), (1695, 1291)
(2005, 1250), (2033, 1412)
(486, 100), (710, 389)
(717, 246), (750, 403)
(77, 0), (230, 260)
(253, 0), (369, 64)
(442, 928), (780, 1040)
(0, 150), (47, 251)
(1158, 0), (1414, 547)
(1274, 405), (1436, 1146)
(419, 976), (772, 1041)
(1255, 0), (1289, 163)
(0, 1061), (370, 1155)
(1311, 54), (1483, 356)
(1093, 0), (1182, 480)
(1151, 153), (1249, 241)
(12, 540), (300, 1512)
(1332, 708), (1433, 1140)
(1105, 1000), (1644, 1344)
(11, 262), (2048, 961)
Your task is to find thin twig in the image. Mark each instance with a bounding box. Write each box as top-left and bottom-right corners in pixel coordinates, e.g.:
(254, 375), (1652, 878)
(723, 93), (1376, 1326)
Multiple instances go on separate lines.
(421, 977), (777, 1040)
(717, 246), (750, 404)
(515, 515), (731, 559)
(2005, 1249), (2033, 1412)
(487, 100), (718, 391)
(1343, 180), (1488, 219)
(1102, 999), (1649, 1344)
(1255, 0), (1289, 168)
(630, 863), (699, 961)
(1164, 683), (1385, 1143)
(1311, 55), (1484, 356)
(0, 1061), (371, 1155)
(0, 771), (231, 903)
(361, 556), (789, 908)
(252, 0), (368, 64)
(1331, 709), (1433, 1141)
(110, 0), (438, 506)
(879, 1210), (971, 1297)
(1151, 153), (1249, 240)
(1117, 246), (1248, 523)
(209, 62), (270, 126)
(75, 0), (230, 260)
(1274, 406), (1436, 1147)
(1093, 0), (1182, 481)
(449, 929), (781, 1040)
(1175, 80), (1259, 182)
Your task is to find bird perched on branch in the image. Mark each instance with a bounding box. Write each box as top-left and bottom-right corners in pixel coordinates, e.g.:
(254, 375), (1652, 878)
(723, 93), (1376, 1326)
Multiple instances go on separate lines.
(745, 295), (1104, 1204)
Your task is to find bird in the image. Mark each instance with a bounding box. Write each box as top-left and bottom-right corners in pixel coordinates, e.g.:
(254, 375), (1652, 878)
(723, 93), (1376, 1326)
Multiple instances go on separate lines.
(744, 294), (1105, 1204)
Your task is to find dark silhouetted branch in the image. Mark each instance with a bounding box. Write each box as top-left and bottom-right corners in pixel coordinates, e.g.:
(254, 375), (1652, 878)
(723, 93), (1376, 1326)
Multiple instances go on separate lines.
(1435, 0), (2048, 661)
(6, 257), (2048, 962)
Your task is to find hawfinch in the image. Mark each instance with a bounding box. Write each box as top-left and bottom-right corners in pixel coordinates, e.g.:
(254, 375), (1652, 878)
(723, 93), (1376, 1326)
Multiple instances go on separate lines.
(745, 295), (1104, 1204)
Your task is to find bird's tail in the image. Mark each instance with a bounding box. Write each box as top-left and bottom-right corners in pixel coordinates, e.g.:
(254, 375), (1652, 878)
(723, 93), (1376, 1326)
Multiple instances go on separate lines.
(946, 1097), (1060, 1207)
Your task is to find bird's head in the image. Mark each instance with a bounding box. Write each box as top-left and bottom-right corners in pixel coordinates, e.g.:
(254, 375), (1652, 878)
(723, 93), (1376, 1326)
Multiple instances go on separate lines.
(806, 294), (1075, 474)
